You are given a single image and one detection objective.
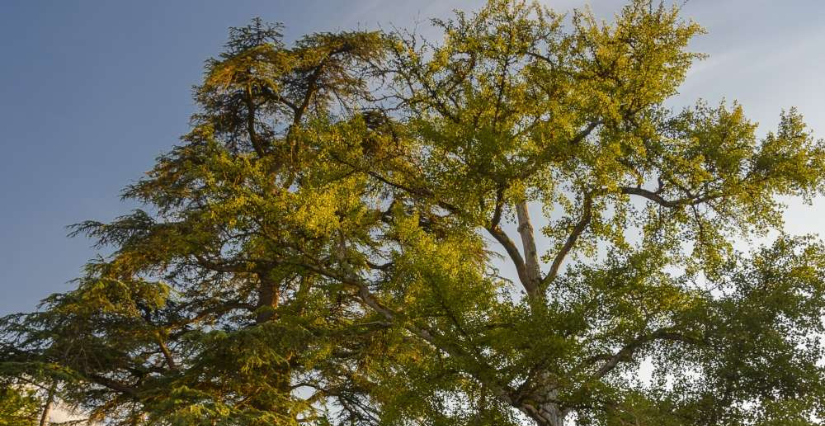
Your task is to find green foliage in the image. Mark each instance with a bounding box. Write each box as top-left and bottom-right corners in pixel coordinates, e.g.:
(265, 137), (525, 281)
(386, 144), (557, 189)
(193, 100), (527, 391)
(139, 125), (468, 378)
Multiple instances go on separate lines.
(3, 1), (825, 425)
(0, 387), (39, 426)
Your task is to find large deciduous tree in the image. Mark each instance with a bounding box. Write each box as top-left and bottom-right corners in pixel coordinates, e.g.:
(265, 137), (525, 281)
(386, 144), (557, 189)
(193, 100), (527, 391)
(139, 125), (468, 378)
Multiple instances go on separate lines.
(3, 1), (825, 425)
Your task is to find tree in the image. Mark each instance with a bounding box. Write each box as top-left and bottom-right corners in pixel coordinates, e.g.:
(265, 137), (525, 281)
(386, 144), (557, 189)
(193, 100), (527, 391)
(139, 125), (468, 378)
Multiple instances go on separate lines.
(2, 1), (825, 425)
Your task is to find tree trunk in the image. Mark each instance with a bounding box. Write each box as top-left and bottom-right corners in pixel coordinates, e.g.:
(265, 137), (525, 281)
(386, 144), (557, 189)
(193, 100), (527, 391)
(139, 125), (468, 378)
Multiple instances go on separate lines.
(517, 383), (568, 426)
(515, 200), (542, 290)
(38, 382), (56, 426)
(521, 401), (566, 426)
(255, 274), (279, 324)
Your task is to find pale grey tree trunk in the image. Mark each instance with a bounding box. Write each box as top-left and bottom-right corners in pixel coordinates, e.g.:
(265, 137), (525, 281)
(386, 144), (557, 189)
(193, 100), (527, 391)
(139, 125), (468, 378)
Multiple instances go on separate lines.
(38, 381), (56, 426)
(517, 383), (569, 426)
(521, 401), (566, 426)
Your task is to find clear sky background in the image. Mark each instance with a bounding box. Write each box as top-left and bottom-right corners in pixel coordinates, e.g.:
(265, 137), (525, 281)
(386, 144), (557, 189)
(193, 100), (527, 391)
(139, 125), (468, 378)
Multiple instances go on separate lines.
(2, 0), (825, 318)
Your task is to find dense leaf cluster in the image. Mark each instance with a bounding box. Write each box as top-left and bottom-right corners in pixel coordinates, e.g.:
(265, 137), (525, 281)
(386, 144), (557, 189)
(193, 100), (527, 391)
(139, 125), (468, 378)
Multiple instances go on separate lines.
(0, 387), (40, 426)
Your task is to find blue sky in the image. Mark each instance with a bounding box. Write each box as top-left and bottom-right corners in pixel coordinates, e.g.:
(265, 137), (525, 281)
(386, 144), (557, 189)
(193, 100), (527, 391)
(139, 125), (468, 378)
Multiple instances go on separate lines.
(2, 0), (825, 316)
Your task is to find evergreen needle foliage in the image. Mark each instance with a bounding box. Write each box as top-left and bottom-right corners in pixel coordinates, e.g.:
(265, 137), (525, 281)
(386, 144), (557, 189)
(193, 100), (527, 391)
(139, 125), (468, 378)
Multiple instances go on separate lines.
(3, 1), (825, 425)
(0, 387), (40, 426)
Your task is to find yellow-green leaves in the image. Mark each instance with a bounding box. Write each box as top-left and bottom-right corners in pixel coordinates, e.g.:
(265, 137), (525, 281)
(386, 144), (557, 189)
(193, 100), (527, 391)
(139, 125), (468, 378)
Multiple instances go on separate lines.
(0, 387), (41, 426)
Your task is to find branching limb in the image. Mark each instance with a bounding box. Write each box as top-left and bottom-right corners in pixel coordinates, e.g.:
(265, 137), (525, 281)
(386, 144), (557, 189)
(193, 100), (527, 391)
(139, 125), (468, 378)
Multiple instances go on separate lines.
(485, 186), (538, 298)
(620, 186), (719, 208)
(589, 328), (704, 380)
(542, 192), (593, 288)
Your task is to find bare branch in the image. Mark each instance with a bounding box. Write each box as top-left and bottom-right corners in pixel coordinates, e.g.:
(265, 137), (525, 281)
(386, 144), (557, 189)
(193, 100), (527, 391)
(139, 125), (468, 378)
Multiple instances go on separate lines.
(620, 186), (718, 208)
(484, 187), (539, 297)
(591, 328), (703, 380)
(487, 225), (534, 296)
(543, 192), (593, 287)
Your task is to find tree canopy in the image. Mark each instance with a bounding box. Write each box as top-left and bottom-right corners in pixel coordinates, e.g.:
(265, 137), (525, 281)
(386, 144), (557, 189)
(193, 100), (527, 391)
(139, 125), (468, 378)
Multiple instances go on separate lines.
(3, 1), (825, 425)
